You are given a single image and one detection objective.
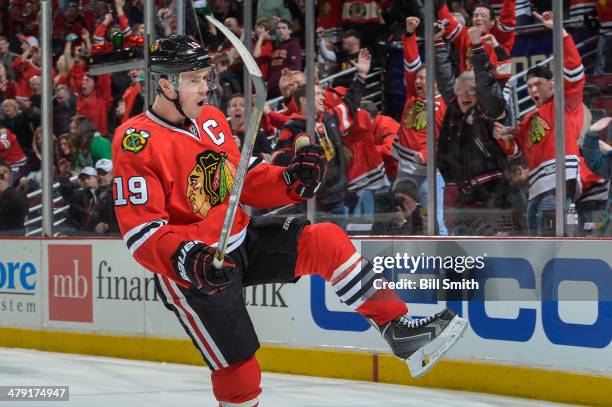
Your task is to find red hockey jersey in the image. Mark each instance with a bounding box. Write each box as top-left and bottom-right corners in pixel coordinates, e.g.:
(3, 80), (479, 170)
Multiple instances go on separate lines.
(343, 109), (388, 191)
(569, 0), (596, 19)
(373, 114), (399, 181)
(438, 0), (515, 76)
(597, 1), (612, 35)
(0, 128), (26, 168)
(490, 0), (531, 18)
(393, 33), (446, 177)
(112, 106), (301, 287)
(511, 34), (585, 200)
(318, 0), (343, 30)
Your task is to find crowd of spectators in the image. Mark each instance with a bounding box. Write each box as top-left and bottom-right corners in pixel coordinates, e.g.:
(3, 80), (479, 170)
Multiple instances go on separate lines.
(0, 0), (610, 237)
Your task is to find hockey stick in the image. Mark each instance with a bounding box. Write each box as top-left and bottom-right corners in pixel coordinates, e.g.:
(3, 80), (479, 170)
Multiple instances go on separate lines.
(205, 15), (267, 268)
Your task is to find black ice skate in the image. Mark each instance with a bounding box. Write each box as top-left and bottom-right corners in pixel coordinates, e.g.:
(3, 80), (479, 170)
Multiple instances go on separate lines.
(378, 308), (467, 378)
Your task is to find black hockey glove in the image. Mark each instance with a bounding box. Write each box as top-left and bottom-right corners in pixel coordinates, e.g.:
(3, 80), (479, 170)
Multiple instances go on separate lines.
(283, 143), (327, 199)
(172, 241), (237, 295)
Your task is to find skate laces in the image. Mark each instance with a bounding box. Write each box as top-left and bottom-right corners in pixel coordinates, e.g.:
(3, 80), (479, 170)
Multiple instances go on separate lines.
(396, 314), (435, 329)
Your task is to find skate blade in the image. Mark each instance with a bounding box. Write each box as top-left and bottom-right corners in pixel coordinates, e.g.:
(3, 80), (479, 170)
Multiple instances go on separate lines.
(406, 315), (468, 378)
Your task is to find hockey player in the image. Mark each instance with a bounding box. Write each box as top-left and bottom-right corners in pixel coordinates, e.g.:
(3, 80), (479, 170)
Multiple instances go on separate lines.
(393, 17), (448, 235)
(112, 34), (466, 406)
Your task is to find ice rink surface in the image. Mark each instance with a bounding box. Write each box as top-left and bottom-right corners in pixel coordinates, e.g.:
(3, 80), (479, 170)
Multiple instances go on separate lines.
(0, 348), (576, 406)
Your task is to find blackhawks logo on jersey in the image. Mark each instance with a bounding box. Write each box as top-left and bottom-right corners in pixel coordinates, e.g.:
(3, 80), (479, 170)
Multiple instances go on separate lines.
(527, 114), (551, 146)
(186, 150), (236, 218)
(405, 100), (426, 130)
(122, 128), (150, 154)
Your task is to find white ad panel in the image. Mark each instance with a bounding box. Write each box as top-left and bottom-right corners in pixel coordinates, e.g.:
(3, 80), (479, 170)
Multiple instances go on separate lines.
(0, 240), (42, 329)
(2, 238), (610, 377)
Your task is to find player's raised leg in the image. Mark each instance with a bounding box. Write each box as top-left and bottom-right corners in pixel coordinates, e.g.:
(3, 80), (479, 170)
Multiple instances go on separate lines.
(295, 222), (467, 378)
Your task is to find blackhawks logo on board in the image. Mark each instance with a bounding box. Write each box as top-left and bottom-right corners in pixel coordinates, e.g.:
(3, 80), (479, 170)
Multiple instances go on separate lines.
(527, 114), (550, 146)
(405, 100), (427, 130)
(121, 128), (151, 153)
(186, 150), (236, 218)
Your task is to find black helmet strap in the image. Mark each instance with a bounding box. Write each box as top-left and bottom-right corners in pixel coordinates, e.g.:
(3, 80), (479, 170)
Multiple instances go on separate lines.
(158, 73), (189, 122)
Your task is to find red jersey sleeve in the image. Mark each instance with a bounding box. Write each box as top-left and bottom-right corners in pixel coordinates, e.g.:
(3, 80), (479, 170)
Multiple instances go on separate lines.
(403, 32), (421, 98)
(562, 34), (585, 113)
(490, 0), (516, 54)
(267, 110), (291, 129)
(374, 115), (398, 159)
(241, 159), (302, 207)
(93, 21), (109, 44)
(438, 3), (466, 45)
(118, 15), (132, 36)
(513, 112), (530, 157)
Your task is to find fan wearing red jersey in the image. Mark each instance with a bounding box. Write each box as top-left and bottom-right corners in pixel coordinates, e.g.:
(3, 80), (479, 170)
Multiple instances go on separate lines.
(494, 11), (585, 236)
(113, 35), (466, 406)
(393, 17), (448, 235)
(438, 0), (515, 78)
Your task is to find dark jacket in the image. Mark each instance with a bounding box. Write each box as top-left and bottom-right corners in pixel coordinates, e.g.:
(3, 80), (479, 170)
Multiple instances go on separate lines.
(583, 130), (612, 179)
(0, 186), (28, 234)
(0, 109), (39, 154)
(60, 179), (100, 232)
(87, 187), (120, 234)
(435, 40), (513, 201)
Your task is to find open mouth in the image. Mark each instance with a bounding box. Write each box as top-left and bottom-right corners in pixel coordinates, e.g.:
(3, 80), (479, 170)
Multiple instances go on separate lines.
(197, 99), (206, 106)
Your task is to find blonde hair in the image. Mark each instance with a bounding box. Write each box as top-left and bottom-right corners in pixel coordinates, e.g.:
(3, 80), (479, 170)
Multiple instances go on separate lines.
(1, 99), (20, 117)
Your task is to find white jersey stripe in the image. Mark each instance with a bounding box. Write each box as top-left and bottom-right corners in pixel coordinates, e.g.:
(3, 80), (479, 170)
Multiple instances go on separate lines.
(331, 252), (361, 282)
(166, 278), (229, 369)
(158, 276), (221, 370)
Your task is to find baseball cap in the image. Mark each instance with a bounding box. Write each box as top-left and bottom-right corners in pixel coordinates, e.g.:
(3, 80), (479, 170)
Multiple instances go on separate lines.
(79, 167), (96, 177)
(95, 159), (113, 173)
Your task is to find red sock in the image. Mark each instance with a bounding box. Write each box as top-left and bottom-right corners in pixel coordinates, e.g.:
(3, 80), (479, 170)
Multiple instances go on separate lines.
(211, 355), (261, 405)
(295, 223), (407, 325)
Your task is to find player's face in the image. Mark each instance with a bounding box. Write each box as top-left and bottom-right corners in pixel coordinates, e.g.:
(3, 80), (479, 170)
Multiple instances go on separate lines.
(455, 79), (477, 113)
(177, 69), (211, 119)
(473, 7), (493, 31)
(527, 77), (553, 107)
(414, 69), (427, 98)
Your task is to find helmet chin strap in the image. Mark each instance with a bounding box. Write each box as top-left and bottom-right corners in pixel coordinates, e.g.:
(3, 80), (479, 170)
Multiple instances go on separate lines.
(158, 73), (190, 124)
(160, 88), (189, 123)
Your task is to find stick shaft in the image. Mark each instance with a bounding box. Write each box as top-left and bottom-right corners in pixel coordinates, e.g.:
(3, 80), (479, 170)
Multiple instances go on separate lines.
(205, 16), (267, 266)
